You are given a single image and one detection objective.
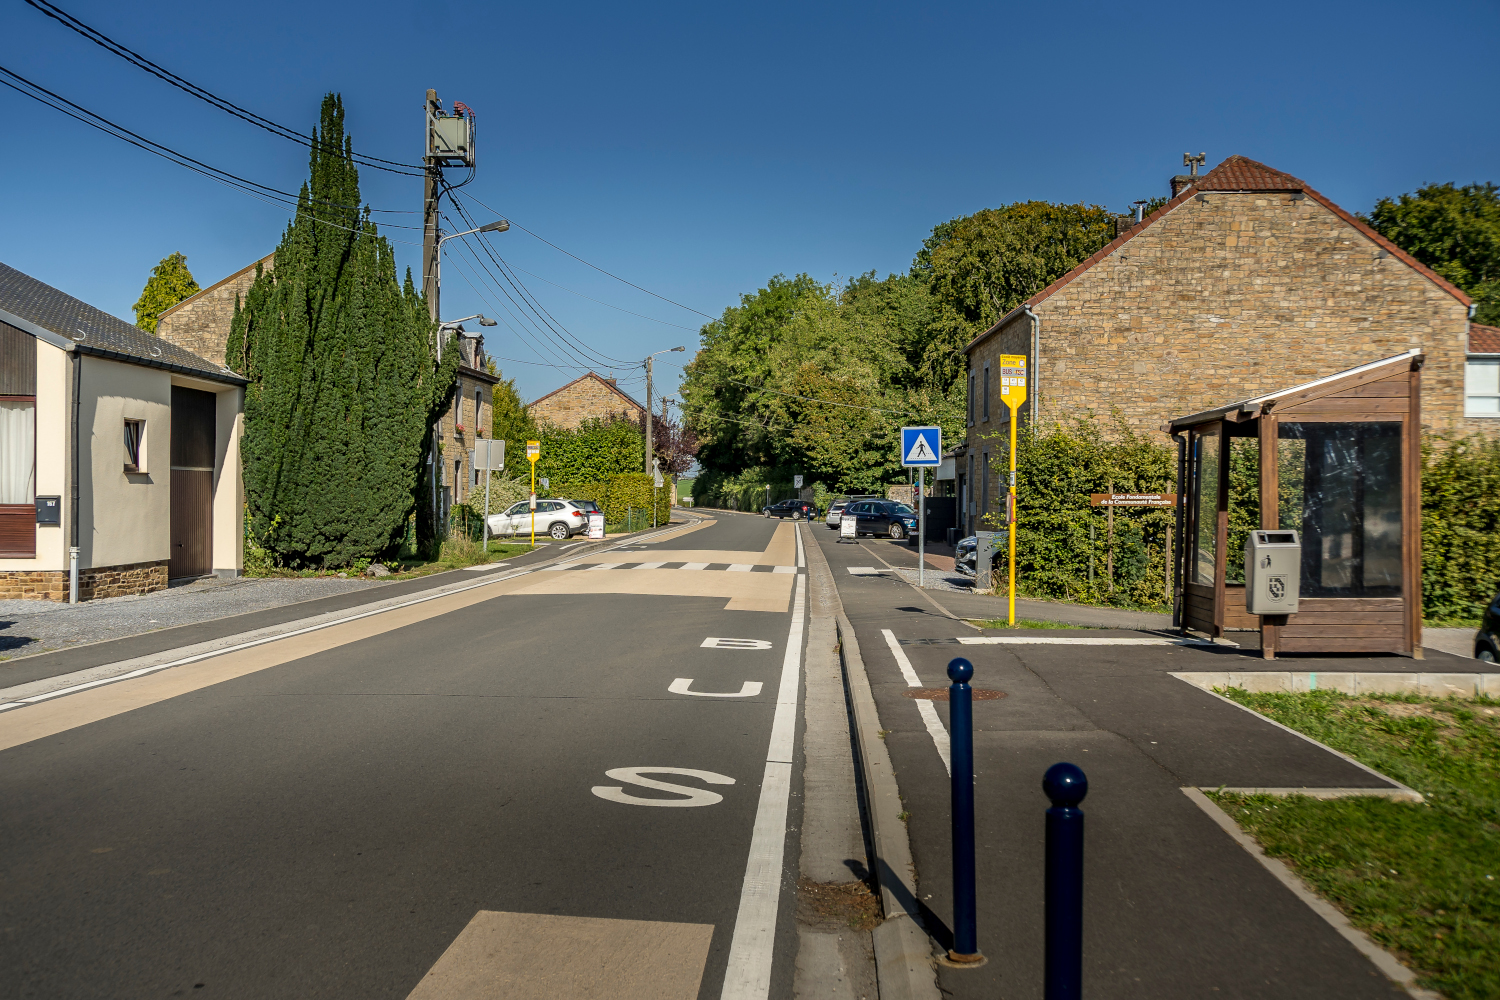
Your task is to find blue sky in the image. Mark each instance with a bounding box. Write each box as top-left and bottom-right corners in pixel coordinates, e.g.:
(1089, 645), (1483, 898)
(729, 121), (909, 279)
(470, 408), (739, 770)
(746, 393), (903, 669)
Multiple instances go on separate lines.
(1, 0), (1496, 405)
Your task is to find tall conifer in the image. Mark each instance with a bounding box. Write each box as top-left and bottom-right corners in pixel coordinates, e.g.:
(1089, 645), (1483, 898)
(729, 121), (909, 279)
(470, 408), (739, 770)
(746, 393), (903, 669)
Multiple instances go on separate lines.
(227, 94), (459, 566)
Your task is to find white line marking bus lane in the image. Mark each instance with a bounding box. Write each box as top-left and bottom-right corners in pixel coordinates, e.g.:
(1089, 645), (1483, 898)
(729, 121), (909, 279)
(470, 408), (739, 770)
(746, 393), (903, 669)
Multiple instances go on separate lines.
(883, 628), (952, 776)
(591, 768), (735, 807)
(669, 679), (765, 698)
(720, 550), (806, 1000)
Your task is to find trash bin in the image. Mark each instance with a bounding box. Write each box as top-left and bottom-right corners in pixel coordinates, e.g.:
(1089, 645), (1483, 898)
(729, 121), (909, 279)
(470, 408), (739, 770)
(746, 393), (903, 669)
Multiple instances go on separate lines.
(975, 530), (1006, 592)
(1245, 530), (1300, 615)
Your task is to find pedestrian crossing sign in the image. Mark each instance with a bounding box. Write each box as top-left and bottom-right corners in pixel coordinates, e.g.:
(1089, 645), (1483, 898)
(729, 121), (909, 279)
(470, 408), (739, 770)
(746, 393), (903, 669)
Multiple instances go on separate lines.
(901, 426), (941, 467)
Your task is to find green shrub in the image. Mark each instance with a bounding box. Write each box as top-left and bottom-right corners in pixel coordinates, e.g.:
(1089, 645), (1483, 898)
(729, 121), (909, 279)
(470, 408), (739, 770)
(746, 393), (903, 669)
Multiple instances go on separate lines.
(1423, 433), (1500, 622)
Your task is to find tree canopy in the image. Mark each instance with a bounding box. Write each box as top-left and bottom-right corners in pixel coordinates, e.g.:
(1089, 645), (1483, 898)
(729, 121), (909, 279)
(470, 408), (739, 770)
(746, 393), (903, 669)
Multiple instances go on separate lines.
(226, 94), (458, 567)
(1364, 182), (1500, 324)
(133, 251), (200, 333)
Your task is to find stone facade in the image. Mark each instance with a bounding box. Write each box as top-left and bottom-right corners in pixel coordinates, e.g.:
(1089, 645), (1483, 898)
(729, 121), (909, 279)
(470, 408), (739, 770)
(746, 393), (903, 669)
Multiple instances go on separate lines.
(0, 560), (169, 602)
(529, 372), (645, 430)
(961, 155), (1477, 531)
(435, 338), (498, 513)
(156, 254), (273, 367)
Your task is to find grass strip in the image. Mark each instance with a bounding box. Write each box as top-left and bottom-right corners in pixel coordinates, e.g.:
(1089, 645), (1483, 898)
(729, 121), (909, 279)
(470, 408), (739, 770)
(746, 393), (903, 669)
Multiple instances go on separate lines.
(1210, 688), (1500, 1000)
(967, 617), (1101, 630)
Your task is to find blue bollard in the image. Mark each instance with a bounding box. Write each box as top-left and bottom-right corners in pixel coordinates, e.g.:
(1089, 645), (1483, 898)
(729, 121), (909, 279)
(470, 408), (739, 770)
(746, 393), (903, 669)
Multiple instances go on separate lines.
(1042, 762), (1088, 999)
(947, 656), (982, 962)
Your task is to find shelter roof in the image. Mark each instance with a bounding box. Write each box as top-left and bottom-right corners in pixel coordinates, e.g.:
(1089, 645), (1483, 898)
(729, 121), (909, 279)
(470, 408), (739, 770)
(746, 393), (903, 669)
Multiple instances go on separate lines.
(0, 261), (247, 385)
(965, 155), (1471, 355)
(1166, 349), (1421, 432)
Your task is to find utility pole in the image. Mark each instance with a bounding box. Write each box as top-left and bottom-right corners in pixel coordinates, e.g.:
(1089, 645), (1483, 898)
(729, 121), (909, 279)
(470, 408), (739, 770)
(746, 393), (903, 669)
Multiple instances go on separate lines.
(645, 354), (653, 473)
(423, 89), (442, 329)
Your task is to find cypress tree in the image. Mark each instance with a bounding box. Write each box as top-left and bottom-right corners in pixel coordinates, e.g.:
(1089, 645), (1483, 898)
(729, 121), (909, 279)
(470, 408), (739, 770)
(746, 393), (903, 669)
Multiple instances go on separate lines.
(227, 94), (459, 567)
(133, 251), (200, 332)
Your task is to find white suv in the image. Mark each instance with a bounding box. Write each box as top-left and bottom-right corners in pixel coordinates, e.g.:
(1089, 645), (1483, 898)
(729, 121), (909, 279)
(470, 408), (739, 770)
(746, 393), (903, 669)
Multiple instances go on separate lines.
(488, 499), (592, 540)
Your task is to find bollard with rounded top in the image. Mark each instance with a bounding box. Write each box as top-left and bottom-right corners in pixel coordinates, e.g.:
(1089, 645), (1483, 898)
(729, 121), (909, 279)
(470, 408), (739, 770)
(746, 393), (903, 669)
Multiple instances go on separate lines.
(946, 657), (982, 964)
(1043, 762), (1088, 999)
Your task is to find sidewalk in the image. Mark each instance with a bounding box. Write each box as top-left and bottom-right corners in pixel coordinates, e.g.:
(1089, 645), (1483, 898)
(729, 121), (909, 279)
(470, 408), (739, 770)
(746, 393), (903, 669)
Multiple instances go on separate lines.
(811, 526), (1424, 999)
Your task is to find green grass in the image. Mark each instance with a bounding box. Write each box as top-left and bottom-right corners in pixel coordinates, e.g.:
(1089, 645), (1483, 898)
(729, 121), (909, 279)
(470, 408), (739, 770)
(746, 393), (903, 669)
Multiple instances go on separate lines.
(1210, 688), (1500, 999)
(246, 539), (535, 580)
(967, 617), (1100, 630)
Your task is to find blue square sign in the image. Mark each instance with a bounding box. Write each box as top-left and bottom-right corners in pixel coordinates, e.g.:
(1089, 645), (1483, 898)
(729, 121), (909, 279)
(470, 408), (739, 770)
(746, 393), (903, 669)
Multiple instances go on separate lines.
(900, 426), (941, 467)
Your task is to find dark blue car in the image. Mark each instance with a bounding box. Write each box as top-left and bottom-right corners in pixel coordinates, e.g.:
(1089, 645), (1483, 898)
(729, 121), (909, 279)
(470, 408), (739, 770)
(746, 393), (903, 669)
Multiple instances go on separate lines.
(846, 499), (918, 540)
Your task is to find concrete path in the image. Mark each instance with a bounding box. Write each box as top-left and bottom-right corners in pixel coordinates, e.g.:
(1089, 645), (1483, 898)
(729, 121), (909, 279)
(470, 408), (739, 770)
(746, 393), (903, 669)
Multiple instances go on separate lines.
(813, 528), (1420, 1000)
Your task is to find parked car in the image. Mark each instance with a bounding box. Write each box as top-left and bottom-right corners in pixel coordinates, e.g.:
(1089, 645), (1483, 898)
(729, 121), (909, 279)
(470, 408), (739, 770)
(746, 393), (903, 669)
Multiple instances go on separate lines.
(954, 532), (1008, 579)
(487, 498), (591, 540)
(825, 500), (849, 528)
(844, 499), (919, 540)
(762, 499), (810, 519)
(1475, 589), (1500, 662)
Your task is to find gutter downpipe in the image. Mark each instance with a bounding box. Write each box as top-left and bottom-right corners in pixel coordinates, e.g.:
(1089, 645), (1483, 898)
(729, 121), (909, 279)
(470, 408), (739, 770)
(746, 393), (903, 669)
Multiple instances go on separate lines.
(1171, 431), (1188, 630)
(69, 349), (81, 604)
(1023, 303), (1040, 433)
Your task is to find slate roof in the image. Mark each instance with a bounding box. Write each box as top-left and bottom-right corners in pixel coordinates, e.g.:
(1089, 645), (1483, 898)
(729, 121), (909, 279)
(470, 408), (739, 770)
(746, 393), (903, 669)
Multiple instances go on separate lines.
(0, 261), (246, 385)
(965, 154), (1472, 354)
(1470, 323), (1500, 354)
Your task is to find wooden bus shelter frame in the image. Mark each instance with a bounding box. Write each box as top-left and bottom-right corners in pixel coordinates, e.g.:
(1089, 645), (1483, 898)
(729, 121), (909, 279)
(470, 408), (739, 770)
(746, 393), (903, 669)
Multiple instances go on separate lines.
(1167, 350), (1423, 660)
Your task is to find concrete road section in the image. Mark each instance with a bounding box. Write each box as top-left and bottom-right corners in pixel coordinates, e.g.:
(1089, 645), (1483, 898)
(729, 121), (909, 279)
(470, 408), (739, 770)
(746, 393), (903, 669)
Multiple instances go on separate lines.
(812, 527), (1415, 1000)
(0, 515), (808, 1000)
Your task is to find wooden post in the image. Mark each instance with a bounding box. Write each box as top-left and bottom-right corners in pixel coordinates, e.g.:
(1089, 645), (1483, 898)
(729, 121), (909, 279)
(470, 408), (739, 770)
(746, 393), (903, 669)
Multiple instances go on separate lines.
(1407, 362), (1423, 658)
(1258, 414), (1280, 659)
(1106, 478), (1115, 594)
(1213, 422), (1230, 637)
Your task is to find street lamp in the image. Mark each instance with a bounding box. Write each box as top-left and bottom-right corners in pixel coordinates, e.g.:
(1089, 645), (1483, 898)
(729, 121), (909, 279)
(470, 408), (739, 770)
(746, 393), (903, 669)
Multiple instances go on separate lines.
(644, 346), (685, 476)
(433, 220), (509, 360)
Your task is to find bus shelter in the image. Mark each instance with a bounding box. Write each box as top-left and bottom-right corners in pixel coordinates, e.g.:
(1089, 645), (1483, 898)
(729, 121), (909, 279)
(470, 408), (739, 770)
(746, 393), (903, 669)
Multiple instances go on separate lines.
(1167, 350), (1423, 659)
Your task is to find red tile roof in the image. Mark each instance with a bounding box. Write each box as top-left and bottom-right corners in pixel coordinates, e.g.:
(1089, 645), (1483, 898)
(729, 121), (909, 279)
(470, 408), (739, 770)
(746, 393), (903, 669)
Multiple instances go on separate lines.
(965, 154), (1471, 354)
(1471, 323), (1500, 354)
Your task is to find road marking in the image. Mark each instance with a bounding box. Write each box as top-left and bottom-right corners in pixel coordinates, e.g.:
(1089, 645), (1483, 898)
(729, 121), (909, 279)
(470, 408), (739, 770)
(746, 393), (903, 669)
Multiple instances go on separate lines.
(586, 563), (623, 571)
(669, 678), (764, 698)
(405, 911), (714, 1000)
(847, 567), (884, 576)
(637, 561), (666, 569)
(682, 562), (709, 571)
(702, 638), (773, 650)
(957, 636), (1215, 645)
(720, 568), (805, 1000)
(461, 562), (510, 571)
(727, 563), (753, 572)
(795, 523), (805, 568)
(771, 565), (795, 574)
(591, 767), (735, 807)
(882, 628), (951, 773)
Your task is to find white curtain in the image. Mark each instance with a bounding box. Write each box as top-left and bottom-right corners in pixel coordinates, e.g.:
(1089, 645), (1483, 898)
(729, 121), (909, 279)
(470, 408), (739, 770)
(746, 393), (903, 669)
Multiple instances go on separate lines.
(0, 400), (35, 504)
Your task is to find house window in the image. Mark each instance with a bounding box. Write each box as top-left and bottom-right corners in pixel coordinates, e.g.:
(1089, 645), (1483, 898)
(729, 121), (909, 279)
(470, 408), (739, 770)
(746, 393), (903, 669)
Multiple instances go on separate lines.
(967, 371), (974, 426)
(982, 364), (990, 422)
(981, 452), (989, 524)
(1466, 358), (1500, 416)
(1, 399), (35, 504)
(124, 418), (145, 473)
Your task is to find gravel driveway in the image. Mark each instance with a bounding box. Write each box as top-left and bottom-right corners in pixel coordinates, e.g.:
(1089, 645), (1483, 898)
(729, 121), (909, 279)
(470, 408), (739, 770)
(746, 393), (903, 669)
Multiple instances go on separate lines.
(0, 576), (387, 659)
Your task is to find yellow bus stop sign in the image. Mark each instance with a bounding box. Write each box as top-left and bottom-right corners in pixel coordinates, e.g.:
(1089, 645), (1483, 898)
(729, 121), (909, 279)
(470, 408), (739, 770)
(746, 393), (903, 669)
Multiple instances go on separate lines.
(999, 355), (1027, 410)
(526, 441), (540, 463)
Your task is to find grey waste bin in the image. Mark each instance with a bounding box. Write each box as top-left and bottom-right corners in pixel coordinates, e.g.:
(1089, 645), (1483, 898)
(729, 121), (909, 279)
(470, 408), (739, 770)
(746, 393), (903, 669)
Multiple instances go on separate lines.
(975, 530), (1006, 592)
(1245, 530), (1301, 615)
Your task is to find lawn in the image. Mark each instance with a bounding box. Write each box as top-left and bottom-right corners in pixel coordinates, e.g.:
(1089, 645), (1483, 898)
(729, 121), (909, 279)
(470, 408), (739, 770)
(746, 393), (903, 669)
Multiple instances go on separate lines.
(1210, 688), (1500, 1000)
(247, 539), (535, 580)
(967, 617), (1099, 630)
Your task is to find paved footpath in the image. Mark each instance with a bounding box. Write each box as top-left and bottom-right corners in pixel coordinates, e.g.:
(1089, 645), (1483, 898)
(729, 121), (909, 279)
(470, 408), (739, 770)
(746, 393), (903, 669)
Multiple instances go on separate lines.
(811, 527), (1464, 1000)
(0, 515), (814, 999)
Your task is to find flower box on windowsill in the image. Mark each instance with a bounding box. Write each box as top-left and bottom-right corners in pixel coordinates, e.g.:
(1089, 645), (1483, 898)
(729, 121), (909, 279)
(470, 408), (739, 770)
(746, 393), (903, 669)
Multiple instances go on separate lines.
(454, 424), (466, 434)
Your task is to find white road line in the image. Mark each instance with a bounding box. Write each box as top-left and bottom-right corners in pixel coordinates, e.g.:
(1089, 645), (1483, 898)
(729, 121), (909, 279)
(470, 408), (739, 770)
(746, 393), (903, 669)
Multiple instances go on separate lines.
(727, 564), (753, 572)
(586, 563), (623, 571)
(636, 561), (666, 569)
(881, 629), (923, 686)
(957, 636), (1214, 646)
(883, 628), (952, 776)
(720, 572), (805, 1000)
(847, 567), (884, 576)
(916, 700), (952, 775)
(681, 562), (709, 571)
(771, 565), (795, 575)
(795, 523), (805, 568)
(461, 562), (510, 571)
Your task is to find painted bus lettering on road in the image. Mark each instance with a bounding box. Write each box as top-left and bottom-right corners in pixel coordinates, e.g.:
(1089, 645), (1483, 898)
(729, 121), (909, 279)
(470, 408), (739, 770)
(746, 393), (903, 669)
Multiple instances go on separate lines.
(701, 638), (772, 650)
(668, 678), (764, 698)
(591, 767), (735, 807)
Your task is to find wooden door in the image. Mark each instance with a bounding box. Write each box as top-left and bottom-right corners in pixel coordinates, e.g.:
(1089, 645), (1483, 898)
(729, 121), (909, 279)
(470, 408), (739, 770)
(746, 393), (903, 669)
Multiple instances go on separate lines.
(169, 387), (215, 579)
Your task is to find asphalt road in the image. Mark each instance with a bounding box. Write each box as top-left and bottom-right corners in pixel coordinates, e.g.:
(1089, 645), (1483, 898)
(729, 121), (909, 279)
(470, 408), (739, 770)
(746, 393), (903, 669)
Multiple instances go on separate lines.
(812, 526), (1411, 1000)
(0, 516), (805, 999)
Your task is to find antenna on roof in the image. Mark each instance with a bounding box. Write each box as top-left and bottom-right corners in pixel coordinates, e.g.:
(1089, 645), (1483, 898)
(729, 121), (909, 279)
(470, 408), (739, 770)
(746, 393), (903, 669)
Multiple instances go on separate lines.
(1183, 152), (1206, 177)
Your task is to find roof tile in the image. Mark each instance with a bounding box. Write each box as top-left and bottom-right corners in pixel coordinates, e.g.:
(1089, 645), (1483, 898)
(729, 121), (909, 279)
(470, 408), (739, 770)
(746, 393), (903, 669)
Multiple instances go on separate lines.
(1470, 323), (1500, 354)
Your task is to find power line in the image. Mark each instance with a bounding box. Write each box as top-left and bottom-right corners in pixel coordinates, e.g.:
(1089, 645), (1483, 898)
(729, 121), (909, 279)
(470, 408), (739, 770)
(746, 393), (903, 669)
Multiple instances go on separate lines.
(459, 190), (717, 321)
(715, 373), (922, 417)
(23, 0), (424, 179)
(501, 261), (700, 332)
(442, 245), (597, 373)
(0, 63), (424, 227)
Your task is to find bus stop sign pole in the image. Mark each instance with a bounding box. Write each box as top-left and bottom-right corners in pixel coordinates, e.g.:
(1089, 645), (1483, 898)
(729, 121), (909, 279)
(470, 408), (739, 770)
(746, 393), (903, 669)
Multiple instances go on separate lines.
(999, 355), (1028, 626)
(526, 440), (540, 545)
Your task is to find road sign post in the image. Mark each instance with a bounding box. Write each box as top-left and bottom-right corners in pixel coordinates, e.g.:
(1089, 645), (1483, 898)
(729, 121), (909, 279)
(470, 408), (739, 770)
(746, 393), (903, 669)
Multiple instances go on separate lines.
(998, 356), (1027, 625)
(474, 439), (505, 550)
(901, 426), (941, 588)
(526, 440), (540, 545)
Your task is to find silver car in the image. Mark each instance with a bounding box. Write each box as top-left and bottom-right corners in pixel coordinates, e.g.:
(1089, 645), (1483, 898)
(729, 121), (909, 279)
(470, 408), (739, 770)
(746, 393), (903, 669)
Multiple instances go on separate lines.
(488, 499), (590, 540)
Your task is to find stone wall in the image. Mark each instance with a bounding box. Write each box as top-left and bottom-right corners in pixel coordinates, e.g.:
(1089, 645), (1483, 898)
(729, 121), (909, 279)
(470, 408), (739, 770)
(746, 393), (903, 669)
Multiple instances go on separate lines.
(531, 375), (643, 431)
(156, 255), (273, 367)
(963, 190), (1474, 527)
(435, 371), (495, 509)
(0, 559), (169, 602)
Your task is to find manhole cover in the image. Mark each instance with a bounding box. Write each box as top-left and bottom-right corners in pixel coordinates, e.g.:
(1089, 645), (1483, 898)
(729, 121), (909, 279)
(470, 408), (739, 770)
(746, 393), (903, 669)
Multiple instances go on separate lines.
(902, 688), (1006, 701)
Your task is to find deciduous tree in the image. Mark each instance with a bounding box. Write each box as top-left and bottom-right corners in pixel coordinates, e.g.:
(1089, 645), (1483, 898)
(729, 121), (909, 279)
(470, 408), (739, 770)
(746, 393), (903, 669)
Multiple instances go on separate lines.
(133, 251), (199, 333)
(1364, 182), (1500, 324)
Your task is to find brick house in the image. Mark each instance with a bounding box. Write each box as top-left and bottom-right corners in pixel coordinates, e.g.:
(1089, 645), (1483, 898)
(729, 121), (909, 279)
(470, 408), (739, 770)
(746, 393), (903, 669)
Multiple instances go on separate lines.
(959, 154), (1486, 535)
(0, 262), (245, 600)
(529, 371), (645, 430)
(156, 256), (498, 523)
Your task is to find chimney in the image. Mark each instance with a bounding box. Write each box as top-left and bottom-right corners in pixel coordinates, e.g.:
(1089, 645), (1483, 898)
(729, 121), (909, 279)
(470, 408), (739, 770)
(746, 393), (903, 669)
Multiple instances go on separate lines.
(604, 377), (617, 387)
(1171, 151), (1207, 198)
